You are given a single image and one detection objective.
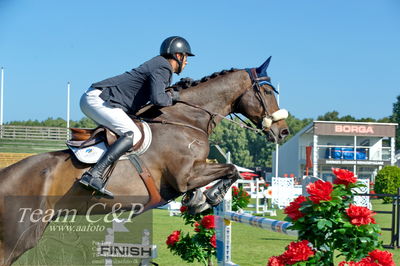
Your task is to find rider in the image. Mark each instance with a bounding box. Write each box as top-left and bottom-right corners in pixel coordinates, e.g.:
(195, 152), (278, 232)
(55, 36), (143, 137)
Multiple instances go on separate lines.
(79, 36), (195, 197)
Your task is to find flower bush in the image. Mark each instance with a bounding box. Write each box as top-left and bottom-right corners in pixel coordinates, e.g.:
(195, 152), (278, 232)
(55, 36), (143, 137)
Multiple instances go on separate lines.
(167, 185), (250, 265)
(268, 168), (395, 265)
(166, 207), (216, 265)
(231, 186), (250, 211)
(268, 240), (316, 265)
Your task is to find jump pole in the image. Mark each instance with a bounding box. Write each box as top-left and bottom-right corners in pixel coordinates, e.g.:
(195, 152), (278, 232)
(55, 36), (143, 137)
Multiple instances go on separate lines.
(215, 150), (298, 266)
(215, 196), (298, 266)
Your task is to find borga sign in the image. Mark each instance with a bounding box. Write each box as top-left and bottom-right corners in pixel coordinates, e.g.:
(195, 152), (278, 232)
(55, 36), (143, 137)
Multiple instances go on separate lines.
(335, 125), (374, 134)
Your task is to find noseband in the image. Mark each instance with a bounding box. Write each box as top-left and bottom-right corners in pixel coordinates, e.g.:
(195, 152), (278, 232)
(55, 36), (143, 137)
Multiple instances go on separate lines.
(242, 68), (287, 131)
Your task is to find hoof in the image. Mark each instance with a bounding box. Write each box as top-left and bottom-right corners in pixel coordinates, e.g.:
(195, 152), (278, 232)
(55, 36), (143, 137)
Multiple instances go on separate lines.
(204, 190), (225, 206)
(188, 201), (212, 215)
(182, 188), (211, 214)
(182, 188), (204, 208)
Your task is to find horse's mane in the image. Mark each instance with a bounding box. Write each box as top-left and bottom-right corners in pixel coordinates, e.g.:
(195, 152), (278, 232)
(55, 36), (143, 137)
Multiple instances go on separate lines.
(171, 68), (239, 91)
(137, 68), (239, 118)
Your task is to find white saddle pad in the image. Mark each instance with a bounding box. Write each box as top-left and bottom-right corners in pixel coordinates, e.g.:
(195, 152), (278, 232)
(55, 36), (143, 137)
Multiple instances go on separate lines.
(69, 121), (152, 164)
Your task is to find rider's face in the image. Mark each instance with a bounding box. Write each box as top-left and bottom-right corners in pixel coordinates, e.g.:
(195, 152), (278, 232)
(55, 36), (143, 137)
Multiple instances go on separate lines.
(179, 54), (188, 71)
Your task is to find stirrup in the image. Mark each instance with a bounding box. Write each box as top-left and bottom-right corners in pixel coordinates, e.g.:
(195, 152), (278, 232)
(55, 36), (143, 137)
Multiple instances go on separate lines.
(95, 187), (114, 198)
(79, 174), (114, 198)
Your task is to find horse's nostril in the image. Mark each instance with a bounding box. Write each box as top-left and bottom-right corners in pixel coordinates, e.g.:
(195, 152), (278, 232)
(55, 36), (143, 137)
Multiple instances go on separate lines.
(280, 128), (289, 139)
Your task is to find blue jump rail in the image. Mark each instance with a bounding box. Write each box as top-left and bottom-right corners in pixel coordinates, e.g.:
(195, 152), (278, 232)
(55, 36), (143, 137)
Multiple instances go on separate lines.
(223, 211), (298, 237)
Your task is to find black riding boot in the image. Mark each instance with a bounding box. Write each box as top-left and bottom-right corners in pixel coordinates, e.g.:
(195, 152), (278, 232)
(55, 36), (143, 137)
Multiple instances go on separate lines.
(204, 177), (238, 206)
(79, 131), (134, 197)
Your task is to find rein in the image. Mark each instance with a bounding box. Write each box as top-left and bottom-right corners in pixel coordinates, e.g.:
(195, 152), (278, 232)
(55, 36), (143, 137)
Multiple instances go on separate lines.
(141, 117), (209, 135)
(143, 69), (281, 135)
(143, 100), (262, 136)
(176, 100), (264, 134)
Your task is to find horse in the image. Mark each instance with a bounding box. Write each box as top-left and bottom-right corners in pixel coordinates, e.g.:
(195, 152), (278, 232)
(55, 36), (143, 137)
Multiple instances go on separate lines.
(0, 57), (289, 265)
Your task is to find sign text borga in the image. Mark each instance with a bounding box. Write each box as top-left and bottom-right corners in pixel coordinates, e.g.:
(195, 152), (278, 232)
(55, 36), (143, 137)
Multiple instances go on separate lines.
(314, 122), (396, 137)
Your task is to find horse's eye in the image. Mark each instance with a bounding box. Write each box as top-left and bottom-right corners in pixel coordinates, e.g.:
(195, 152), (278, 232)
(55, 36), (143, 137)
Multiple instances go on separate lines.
(264, 89), (272, 95)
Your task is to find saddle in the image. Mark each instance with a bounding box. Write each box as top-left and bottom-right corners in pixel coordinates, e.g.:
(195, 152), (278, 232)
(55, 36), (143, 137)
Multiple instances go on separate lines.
(67, 121), (162, 209)
(67, 120), (145, 151)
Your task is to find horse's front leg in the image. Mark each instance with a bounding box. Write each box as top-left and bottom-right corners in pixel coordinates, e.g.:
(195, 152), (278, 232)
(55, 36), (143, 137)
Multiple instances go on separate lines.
(181, 161), (240, 213)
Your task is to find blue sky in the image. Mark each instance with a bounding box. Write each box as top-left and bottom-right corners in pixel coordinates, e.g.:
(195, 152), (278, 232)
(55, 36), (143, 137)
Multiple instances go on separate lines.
(0, 0), (399, 123)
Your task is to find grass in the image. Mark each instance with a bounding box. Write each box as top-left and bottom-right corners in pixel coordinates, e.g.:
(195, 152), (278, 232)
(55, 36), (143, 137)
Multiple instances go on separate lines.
(13, 199), (400, 266)
(0, 139), (66, 153)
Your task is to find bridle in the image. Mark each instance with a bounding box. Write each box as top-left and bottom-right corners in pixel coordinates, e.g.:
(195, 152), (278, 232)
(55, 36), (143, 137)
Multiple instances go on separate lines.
(232, 68), (287, 132)
(144, 69), (287, 135)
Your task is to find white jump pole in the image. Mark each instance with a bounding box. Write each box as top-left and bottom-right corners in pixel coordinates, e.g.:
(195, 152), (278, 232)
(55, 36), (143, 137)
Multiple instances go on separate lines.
(215, 152), (235, 266)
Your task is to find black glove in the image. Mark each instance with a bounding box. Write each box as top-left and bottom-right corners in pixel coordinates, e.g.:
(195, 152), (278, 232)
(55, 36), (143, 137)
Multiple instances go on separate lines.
(169, 90), (180, 102)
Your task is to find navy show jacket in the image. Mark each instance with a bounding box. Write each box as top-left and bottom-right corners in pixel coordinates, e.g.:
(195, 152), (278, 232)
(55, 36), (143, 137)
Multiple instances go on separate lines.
(92, 56), (174, 114)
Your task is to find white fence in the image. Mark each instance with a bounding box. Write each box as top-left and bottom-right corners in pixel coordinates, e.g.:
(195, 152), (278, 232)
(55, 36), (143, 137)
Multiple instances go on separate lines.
(0, 125), (69, 140)
(0, 125), (69, 152)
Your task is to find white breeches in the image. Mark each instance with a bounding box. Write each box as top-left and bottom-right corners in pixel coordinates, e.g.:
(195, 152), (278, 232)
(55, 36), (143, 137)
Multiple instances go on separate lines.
(80, 87), (142, 145)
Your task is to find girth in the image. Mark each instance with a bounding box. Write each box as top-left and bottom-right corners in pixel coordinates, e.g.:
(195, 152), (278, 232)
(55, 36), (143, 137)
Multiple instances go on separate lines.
(127, 154), (164, 209)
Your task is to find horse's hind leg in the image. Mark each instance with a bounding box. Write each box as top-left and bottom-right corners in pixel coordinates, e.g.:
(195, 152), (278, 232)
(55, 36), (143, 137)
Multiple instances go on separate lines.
(181, 162), (240, 213)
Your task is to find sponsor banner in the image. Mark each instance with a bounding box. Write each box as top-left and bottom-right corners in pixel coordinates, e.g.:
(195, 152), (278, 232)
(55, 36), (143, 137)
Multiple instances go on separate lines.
(320, 159), (389, 166)
(314, 122), (396, 137)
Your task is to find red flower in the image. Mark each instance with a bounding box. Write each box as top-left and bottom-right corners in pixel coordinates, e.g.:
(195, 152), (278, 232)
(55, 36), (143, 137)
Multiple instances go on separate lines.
(307, 180), (333, 204)
(180, 205), (188, 213)
(209, 234), (216, 248)
(166, 230), (180, 246)
(194, 221), (201, 232)
(338, 262), (357, 266)
(267, 255), (286, 266)
(332, 168), (357, 186)
(346, 204), (376, 226)
(240, 190), (249, 197)
(281, 240), (315, 264)
(367, 249), (395, 265)
(201, 215), (215, 229)
(357, 256), (377, 265)
(284, 195), (307, 221)
(232, 186), (239, 196)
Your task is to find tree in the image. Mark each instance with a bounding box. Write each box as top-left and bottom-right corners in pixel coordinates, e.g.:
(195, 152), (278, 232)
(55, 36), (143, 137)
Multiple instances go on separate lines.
(7, 117), (98, 128)
(246, 129), (274, 167)
(317, 111), (340, 121)
(71, 117), (98, 128)
(209, 119), (253, 166)
(285, 113), (312, 140)
(391, 95), (400, 150)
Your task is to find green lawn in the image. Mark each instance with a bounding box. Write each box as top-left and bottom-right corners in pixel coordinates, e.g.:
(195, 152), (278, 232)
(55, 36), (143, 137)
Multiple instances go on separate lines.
(13, 199), (400, 266)
(0, 139), (66, 153)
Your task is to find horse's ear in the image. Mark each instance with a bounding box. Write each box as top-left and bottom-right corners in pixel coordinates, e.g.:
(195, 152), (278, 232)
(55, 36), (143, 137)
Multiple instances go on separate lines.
(256, 56), (272, 77)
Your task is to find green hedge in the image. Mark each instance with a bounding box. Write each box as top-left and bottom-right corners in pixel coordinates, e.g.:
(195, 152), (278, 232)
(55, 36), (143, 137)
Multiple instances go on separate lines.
(374, 165), (400, 203)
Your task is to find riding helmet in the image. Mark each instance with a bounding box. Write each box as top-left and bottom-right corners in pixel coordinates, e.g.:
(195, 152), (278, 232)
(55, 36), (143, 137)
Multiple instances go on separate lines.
(160, 36), (195, 57)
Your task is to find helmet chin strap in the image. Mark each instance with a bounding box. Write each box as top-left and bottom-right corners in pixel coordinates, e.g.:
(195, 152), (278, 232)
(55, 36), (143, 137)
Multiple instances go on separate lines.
(173, 54), (184, 74)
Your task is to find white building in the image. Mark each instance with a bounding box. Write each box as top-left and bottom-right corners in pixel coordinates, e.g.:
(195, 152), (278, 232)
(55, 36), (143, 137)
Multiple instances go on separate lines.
(273, 121), (398, 182)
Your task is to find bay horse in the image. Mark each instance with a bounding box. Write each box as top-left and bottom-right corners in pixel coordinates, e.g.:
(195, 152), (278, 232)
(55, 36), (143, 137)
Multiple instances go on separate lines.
(0, 57), (289, 265)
